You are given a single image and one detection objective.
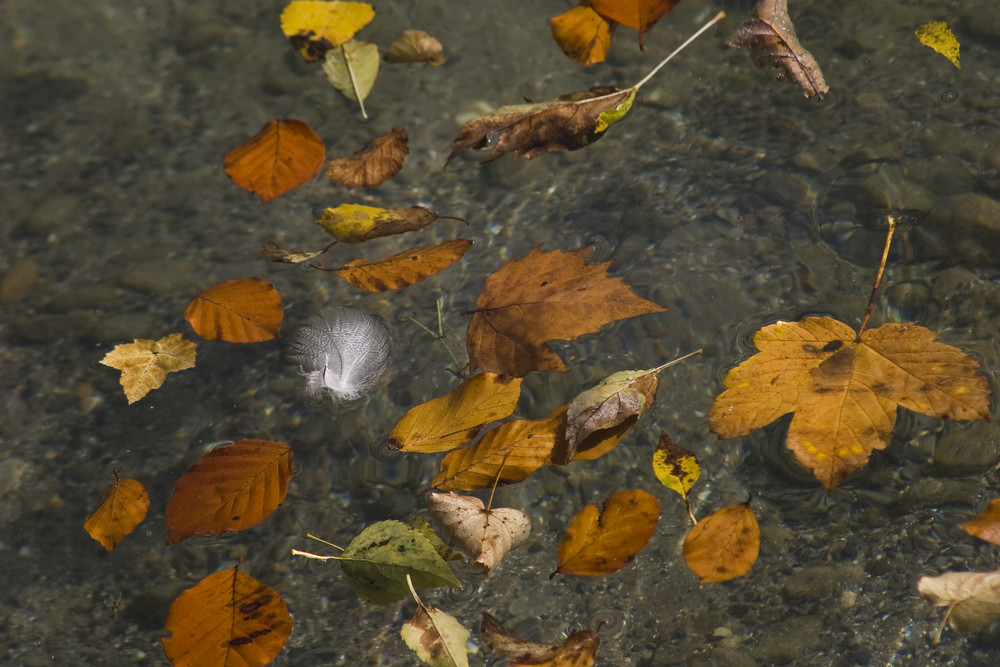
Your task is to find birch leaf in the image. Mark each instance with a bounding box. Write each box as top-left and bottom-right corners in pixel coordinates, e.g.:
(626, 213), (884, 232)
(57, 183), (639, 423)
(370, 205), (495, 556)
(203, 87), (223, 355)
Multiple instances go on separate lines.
(324, 39), (379, 118)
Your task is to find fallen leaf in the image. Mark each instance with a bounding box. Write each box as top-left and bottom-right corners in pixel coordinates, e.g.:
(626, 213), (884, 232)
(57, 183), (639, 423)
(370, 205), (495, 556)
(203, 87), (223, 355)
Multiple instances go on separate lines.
(389, 372), (523, 453)
(280, 0), (375, 62)
(962, 499), (1000, 546)
(918, 571), (1000, 637)
(915, 21), (960, 69)
(327, 127), (409, 189)
(384, 29), (447, 66)
(481, 612), (600, 667)
(590, 0), (680, 48)
(726, 0), (829, 99)
(562, 368), (658, 463)
(709, 317), (991, 491)
(224, 119), (326, 203)
(260, 239), (336, 264)
(432, 407), (564, 491)
(100, 333), (196, 404)
(652, 431), (699, 523)
(402, 601), (470, 667)
(165, 439), (294, 544)
(317, 204), (449, 243)
(682, 501), (759, 582)
(162, 565), (292, 666)
(555, 489), (660, 577)
(84, 471), (149, 552)
(412, 517), (466, 563)
(324, 39), (379, 118)
(467, 246), (665, 377)
(550, 6), (614, 67)
(427, 492), (531, 574)
(316, 239), (472, 292)
(184, 277), (283, 343)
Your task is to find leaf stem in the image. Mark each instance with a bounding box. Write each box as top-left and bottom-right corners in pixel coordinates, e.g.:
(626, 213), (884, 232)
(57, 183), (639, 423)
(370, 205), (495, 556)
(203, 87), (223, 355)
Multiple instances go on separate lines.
(405, 573), (423, 607)
(403, 298), (468, 378)
(342, 44), (368, 119)
(649, 348), (703, 374)
(858, 215), (899, 337)
(632, 11), (727, 91)
(306, 532), (345, 552)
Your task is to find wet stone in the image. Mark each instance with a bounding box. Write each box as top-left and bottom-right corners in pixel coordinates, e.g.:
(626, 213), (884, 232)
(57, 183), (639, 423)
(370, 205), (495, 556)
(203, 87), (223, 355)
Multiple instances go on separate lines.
(0, 259), (39, 304)
(11, 312), (98, 343)
(15, 194), (81, 238)
(751, 615), (824, 665)
(892, 477), (982, 516)
(783, 564), (863, 601)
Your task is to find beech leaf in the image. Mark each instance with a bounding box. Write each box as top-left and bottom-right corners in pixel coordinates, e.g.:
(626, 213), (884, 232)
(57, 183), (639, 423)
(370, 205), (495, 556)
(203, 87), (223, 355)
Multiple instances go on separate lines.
(550, 6), (613, 67)
(223, 119), (326, 203)
(317, 204), (445, 243)
(589, 0), (681, 48)
(327, 127), (409, 189)
(915, 21), (960, 69)
(481, 612), (601, 667)
(652, 431), (700, 523)
(726, 0), (829, 100)
(260, 239), (336, 264)
(682, 501), (760, 582)
(316, 239), (472, 292)
(384, 30), (447, 67)
(84, 472), (149, 552)
(961, 499), (1000, 546)
(184, 277), (283, 343)
(427, 492), (531, 575)
(323, 39), (379, 118)
(100, 333), (196, 404)
(280, 0), (374, 62)
(918, 571), (1000, 637)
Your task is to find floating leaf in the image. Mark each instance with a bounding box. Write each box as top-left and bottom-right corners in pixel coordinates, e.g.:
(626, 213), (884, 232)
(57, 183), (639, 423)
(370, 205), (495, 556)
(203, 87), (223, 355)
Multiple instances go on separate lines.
(324, 40), (379, 118)
(384, 30), (447, 66)
(162, 565), (292, 666)
(165, 440), (293, 545)
(223, 119), (325, 203)
(401, 598), (470, 667)
(481, 612), (600, 667)
(682, 501), (759, 582)
(317, 204), (445, 243)
(555, 489), (660, 577)
(467, 246), (665, 377)
(389, 372), (523, 453)
(100, 333), (196, 404)
(709, 317), (991, 491)
(915, 21), (960, 69)
(84, 471), (149, 552)
(726, 0), (829, 99)
(427, 492), (531, 575)
(652, 431), (699, 523)
(280, 0), (375, 62)
(327, 127), (409, 189)
(962, 499), (1000, 546)
(184, 277), (283, 343)
(318, 239), (472, 292)
(260, 240), (336, 264)
(562, 368), (658, 463)
(590, 0), (680, 48)
(918, 571), (1000, 640)
(550, 6), (613, 67)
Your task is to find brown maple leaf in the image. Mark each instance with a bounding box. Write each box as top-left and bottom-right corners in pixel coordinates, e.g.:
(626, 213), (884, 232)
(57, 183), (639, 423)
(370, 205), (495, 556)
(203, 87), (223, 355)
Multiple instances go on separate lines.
(327, 127), (408, 188)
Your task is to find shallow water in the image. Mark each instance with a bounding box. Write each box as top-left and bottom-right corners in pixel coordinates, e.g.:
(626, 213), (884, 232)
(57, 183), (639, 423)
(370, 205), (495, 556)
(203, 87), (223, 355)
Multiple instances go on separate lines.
(3, 1), (1000, 665)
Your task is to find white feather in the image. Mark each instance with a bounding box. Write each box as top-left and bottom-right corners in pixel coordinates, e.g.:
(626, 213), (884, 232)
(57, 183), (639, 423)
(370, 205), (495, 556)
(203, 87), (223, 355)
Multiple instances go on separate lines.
(289, 307), (391, 403)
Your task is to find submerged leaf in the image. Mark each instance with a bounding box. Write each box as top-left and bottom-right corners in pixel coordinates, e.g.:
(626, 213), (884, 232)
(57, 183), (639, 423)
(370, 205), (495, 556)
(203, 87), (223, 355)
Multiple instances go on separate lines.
(327, 127), (408, 189)
(100, 333), (196, 404)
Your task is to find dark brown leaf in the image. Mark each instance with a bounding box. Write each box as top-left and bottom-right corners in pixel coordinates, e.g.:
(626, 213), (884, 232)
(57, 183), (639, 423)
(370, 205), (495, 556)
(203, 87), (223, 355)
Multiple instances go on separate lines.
(384, 30), (446, 66)
(327, 127), (409, 189)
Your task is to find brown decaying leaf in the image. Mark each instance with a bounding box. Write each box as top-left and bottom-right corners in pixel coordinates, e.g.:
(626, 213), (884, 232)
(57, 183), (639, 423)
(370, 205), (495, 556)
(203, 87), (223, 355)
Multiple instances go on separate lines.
(709, 317), (991, 491)
(100, 333), (197, 404)
(401, 600), (470, 667)
(184, 277), (283, 343)
(84, 472), (149, 552)
(962, 499), (1000, 546)
(447, 86), (633, 164)
(555, 489), (660, 577)
(682, 502), (759, 582)
(551, 6), (614, 67)
(427, 492), (531, 574)
(165, 439), (294, 544)
(384, 29), (447, 66)
(318, 238), (472, 292)
(162, 566), (293, 666)
(389, 372), (523, 453)
(726, 0), (829, 100)
(327, 127), (409, 189)
(481, 612), (600, 667)
(918, 571), (1000, 635)
(223, 119), (326, 202)
(317, 204), (447, 243)
(562, 369), (658, 463)
(467, 245), (665, 377)
(260, 240), (336, 264)
(590, 0), (681, 48)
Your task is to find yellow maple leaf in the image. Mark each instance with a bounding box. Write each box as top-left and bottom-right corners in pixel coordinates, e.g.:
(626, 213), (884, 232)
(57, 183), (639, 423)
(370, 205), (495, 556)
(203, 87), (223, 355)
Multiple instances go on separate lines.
(101, 333), (197, 404)
(709, 317), (990, 491)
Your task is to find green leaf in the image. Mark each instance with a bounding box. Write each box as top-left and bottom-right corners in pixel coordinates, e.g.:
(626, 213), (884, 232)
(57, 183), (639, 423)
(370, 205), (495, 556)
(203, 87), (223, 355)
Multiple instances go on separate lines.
(401, 604), (470, 667)
(340, 520), (460, 604)
(323, 39), (380, 118)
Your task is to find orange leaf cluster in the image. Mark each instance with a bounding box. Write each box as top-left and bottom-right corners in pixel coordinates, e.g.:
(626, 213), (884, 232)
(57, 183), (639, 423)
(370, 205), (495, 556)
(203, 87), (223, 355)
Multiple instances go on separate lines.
(552, 0), (680, 66)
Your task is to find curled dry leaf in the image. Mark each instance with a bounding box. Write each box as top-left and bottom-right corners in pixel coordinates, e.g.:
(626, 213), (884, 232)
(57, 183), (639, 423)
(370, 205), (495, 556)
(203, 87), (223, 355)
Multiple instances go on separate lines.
(389, 372), (523, 453)
(324, 40), (380, 118)
(427, 492), (531, 575)
(481, 612), (600, 667)
(590, 0), (681, 48)
(550, 6), (613, 67)
(224, 119), (326, 203)
(316, 239), (472, 292)
(317, 204), (446, 243)
(915, 21), (960, 69)
(682, 501), (759, 582)
(918, 571), (1000, 637)
(84, 472), (149, 552)
(100, 333), (196, 404)
(260, 239), (336, 264)
(165, 439), (294, 544)
(961, 499), (1000, 546)
(184, 277), (283, 343)
(327, 127), (409, 189)
(162, 566), (292, 666)
(384, 29), (447, 66)
(280, 0), (375, 62)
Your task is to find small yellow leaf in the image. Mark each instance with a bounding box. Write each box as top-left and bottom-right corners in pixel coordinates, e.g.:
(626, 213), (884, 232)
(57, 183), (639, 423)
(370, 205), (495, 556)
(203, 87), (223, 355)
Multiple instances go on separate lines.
(317, 204), (440, 243)
(652, 431), (700, 499)
(280, 0), (375, 62)
(100, 333), (196, 404)
(915, 21), (960, 69)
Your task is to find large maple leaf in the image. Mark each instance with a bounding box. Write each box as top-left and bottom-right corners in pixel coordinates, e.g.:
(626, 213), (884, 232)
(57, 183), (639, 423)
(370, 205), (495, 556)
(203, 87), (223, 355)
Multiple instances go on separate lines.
(466, 246), (665, 377)
(709, 317), (990, 491)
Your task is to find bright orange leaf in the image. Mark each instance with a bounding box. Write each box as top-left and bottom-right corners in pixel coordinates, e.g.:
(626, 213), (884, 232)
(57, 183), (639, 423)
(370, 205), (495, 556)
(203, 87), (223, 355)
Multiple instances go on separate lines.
(319, 239), (473, 292)
(388, 372), (523, 453)
(223, 119), (325, 203)
(84, 471), (149, 552)
(590, 0), (680, 47)
(682, 501), (759, 582)
(184, 277), (283, 343)
(162, 565), (292, 666)
(555, 489), (660, 577)
(165, 440), (294, 545)
(962, 499), (1000, 546)
(551, 6), (613, 67)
